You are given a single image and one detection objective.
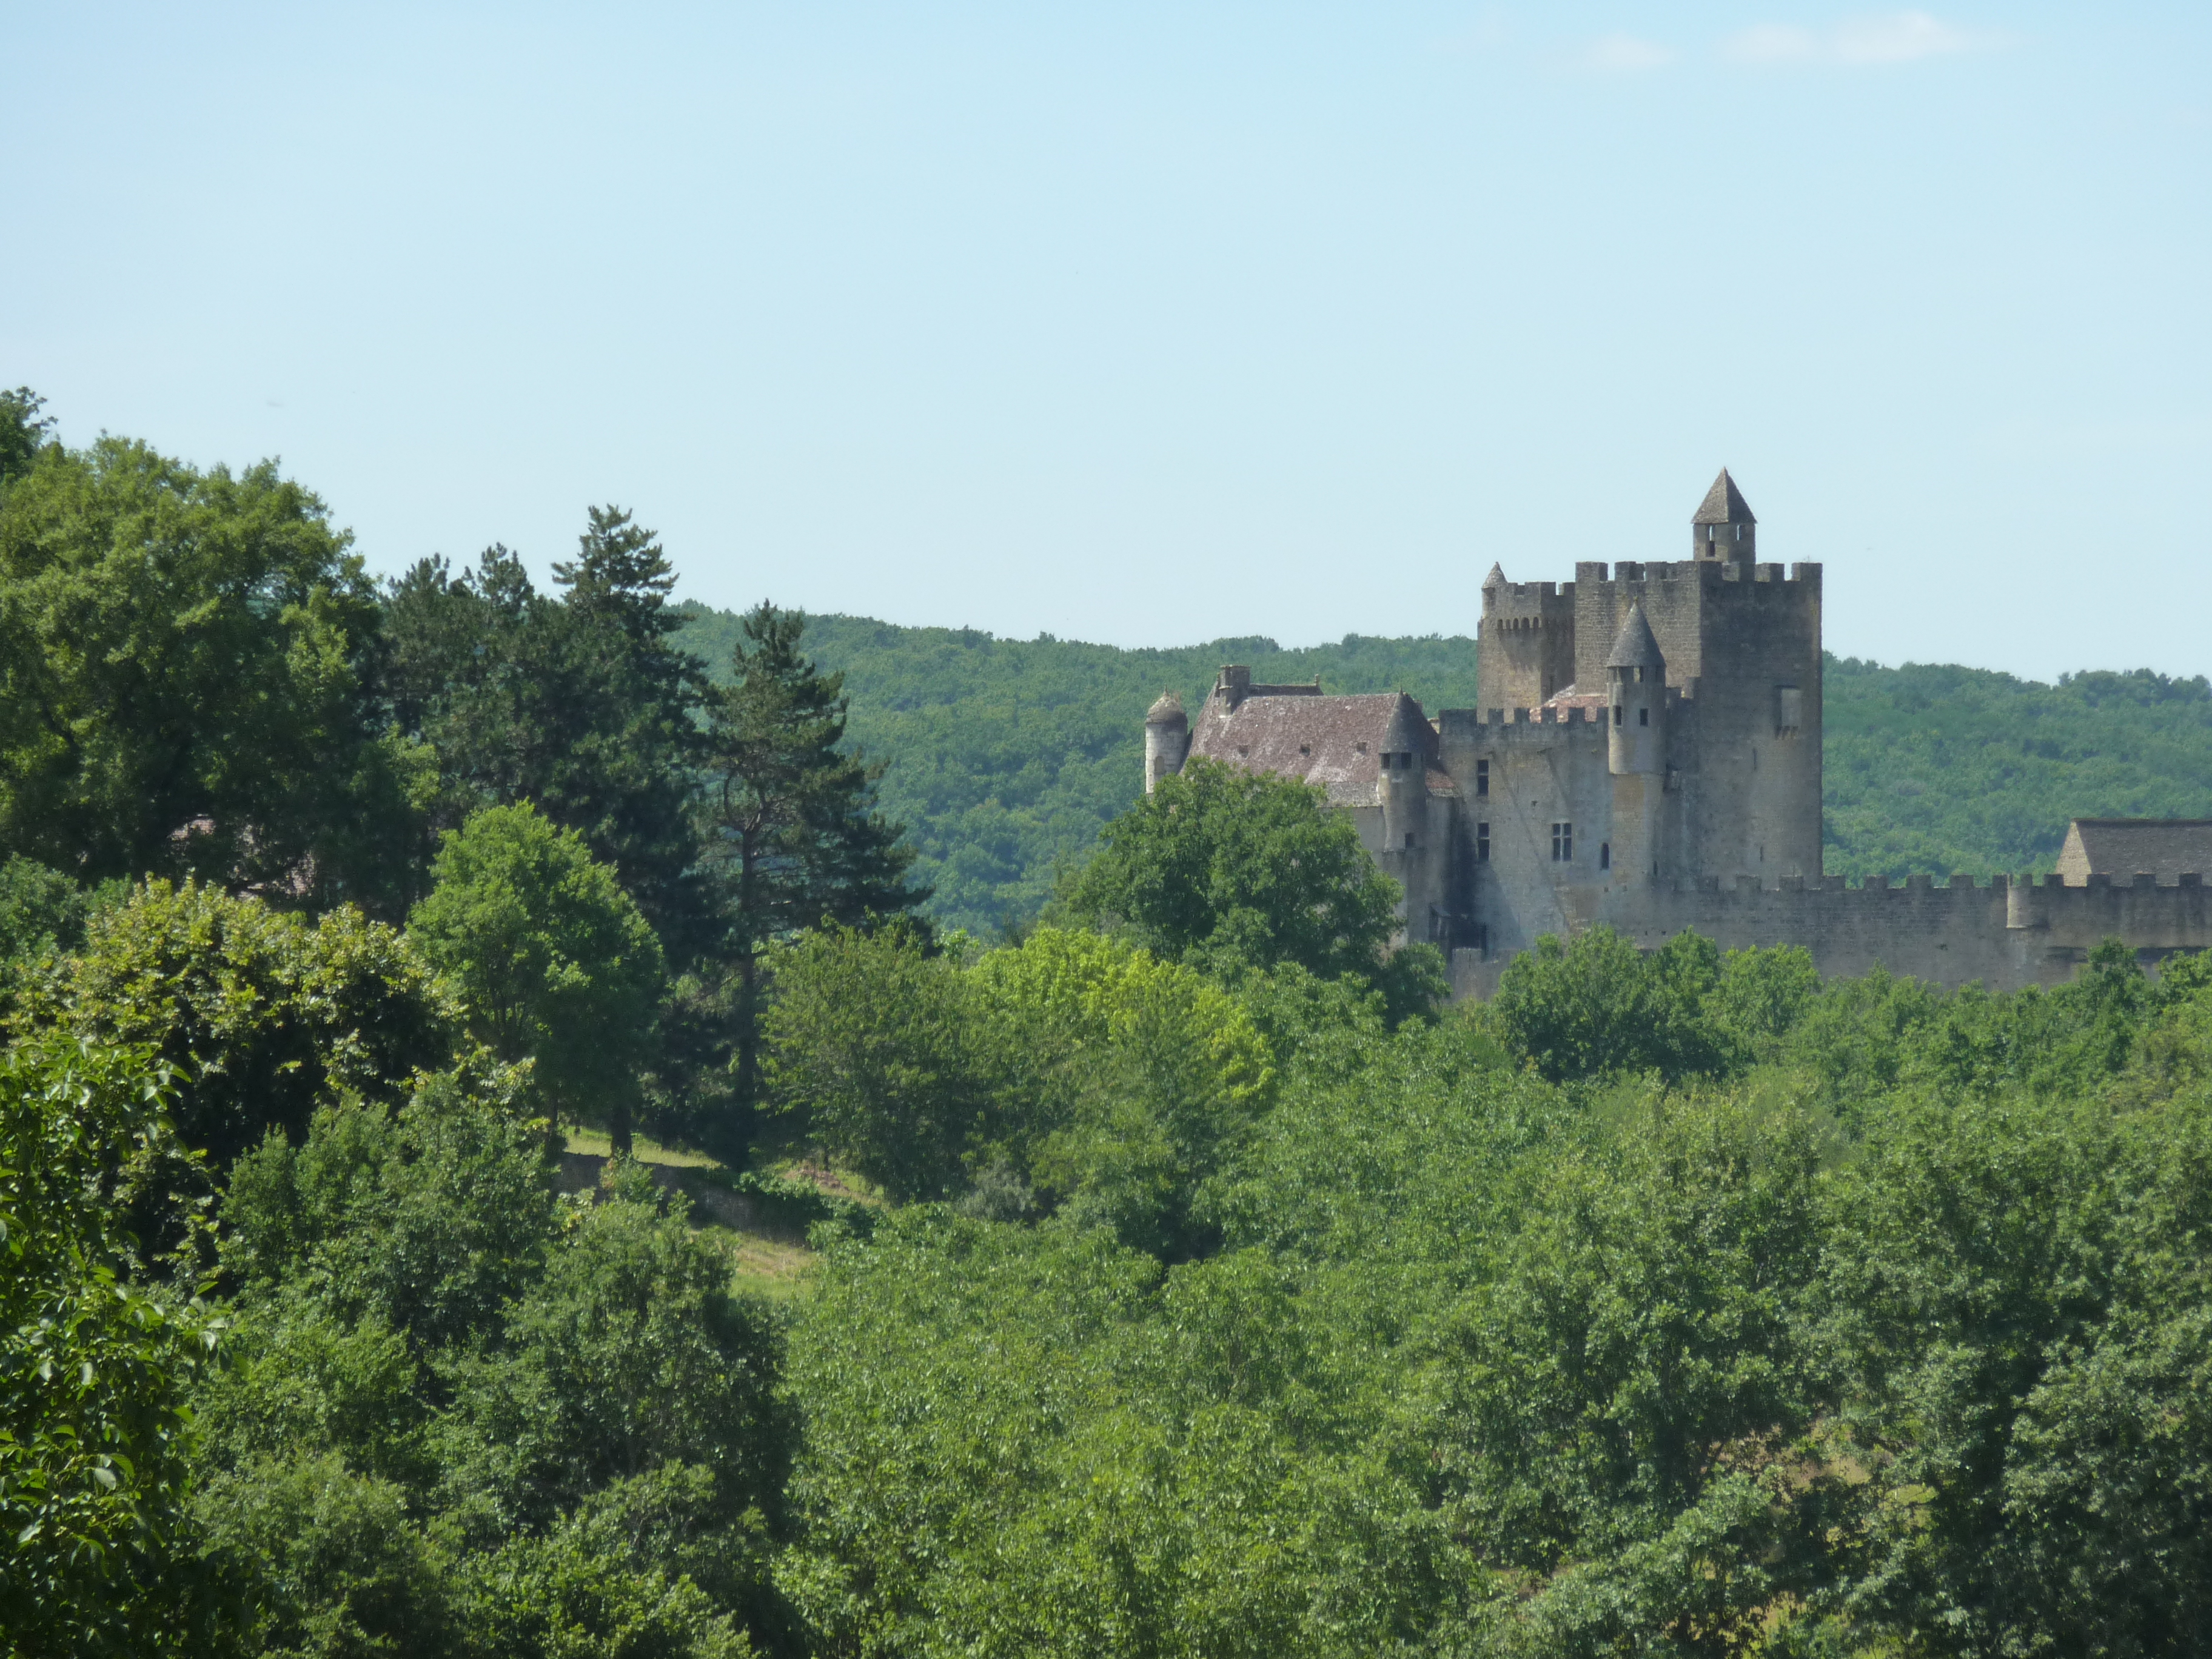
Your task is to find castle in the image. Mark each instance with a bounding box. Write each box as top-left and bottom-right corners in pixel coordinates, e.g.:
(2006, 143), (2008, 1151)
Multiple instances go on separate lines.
(1142, 471), (2212, 996)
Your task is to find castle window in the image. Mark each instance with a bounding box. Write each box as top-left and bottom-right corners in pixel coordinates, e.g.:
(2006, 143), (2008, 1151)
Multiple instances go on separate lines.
(1404, 831), (1415, 849)
(1552, 822), (1572, 862)
(1600, 842), (1610, 870)
(1638, 706), (1649, 727)
(1476, 823), (1489, 862)
(1476, 760), (1489, 797)
(1613, 705), (1623, 726)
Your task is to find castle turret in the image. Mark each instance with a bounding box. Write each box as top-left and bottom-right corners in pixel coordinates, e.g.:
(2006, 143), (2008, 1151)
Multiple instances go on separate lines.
(1605, 605), (1665, 776)
(1143, 691), (1189, 794)
(1692, 467), (1756, 564)
(1378, 694), (1428, 852)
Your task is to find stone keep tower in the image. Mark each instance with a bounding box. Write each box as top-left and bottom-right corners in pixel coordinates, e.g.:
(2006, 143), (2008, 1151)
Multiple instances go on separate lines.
(1566, 471), (1823, 885)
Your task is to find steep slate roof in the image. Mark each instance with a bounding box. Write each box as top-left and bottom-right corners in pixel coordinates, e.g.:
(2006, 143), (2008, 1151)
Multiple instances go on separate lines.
(1692, 468), (1757, 526)
(1380, 694), (1429, 756)
(1483, 562), (1507, 590)
(1188, 690), (1441, 806)
(1604, 603), (1666, 670)
(2057, 819), (2212, 883)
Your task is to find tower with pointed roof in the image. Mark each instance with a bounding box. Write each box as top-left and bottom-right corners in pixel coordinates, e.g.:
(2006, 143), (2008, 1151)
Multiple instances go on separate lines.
(1604, 605), (1665, 778)
(1692, 467), (1757, 563)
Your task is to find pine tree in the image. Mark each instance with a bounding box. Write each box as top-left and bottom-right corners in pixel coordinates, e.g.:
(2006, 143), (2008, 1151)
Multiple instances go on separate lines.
(699, 602), (927, 1119)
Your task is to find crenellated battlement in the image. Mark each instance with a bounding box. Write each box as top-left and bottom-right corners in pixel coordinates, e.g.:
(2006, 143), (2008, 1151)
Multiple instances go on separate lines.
(1438, 705), (1609, 743)
(1572, 558), (1822, 590)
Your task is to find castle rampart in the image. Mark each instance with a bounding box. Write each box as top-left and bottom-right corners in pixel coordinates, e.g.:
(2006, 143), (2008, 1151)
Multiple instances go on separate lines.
(1447, 872), (2212, 1000)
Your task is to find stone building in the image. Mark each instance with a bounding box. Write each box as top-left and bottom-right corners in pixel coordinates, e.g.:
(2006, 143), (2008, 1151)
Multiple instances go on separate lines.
(1142, 471), (2212, 996)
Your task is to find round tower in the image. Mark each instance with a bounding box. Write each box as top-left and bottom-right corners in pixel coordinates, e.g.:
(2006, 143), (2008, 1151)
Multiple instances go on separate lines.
(1692, 467), (1757, 564)
(1377, 695), (1428, 851)
(1605, 604), (1665, 776)
(1143, 691), (1189, 794)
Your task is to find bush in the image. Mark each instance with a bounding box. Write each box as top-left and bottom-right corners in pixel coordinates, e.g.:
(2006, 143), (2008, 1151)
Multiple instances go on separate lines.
(15, 879), (455, 1164)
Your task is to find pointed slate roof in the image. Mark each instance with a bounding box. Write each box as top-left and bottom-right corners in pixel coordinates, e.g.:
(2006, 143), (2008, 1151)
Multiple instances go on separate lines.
(1380, 693), (1429, 756)
(1482, 561), (1507, 590)
(1145, 689), (1187, 725)
(1692, 468), (1756, 526)
(1604, 603), (1666, 671)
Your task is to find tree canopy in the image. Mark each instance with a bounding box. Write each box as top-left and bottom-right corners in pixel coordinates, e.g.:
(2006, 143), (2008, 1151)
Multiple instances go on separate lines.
(0, 437), (415, 908)
(408, 803), (665, 1151)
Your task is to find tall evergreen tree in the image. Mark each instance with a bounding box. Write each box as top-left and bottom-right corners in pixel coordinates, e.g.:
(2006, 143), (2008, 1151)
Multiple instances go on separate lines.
(698, 602), (926, 1116)
(378, 509), (708, 947)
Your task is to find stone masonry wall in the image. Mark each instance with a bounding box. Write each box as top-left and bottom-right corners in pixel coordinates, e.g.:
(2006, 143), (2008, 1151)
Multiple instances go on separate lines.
(1447, 873), (2212, 1001)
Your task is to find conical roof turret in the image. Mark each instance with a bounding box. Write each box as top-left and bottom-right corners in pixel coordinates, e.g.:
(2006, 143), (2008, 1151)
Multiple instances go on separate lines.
(1692, 468), (1756, 526)
(1481, 561), (1507, 591)
(1145, 689), (1187, 726)
(1380, 693), (1429, 757)
(1604, 603), (1665, 671)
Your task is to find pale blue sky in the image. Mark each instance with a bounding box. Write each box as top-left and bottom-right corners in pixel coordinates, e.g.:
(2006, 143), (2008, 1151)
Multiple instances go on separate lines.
(6, 4), (2207, 680)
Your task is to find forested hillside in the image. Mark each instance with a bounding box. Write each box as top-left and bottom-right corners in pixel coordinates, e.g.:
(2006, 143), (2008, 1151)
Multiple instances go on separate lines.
(676, 607), (2212, 934)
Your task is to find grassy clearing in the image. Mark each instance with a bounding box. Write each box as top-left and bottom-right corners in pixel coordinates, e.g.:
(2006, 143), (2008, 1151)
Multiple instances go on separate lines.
(559, 1131), (830, 1297)
(561, 1126), (726, 1168)
(712, 1225), (818, 1301)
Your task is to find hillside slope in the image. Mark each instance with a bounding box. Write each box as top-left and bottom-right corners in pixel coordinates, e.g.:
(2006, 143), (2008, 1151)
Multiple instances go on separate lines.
(675, 606), (2212, 935)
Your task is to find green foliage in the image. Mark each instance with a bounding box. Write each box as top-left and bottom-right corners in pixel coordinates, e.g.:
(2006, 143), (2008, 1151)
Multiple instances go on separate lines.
(969, 927), (1275, 1255)
(193, 1079), (787, 1656)
(14, 879), (455, 1167)
(1489, 927), (1818, 1085)
(1059, 756), (1444, 1025)
(697, 604), (924, 954)
(442, 1163), (788, 1529)
(778, 1212), (1475, 1658)
(216, 1080), (555, 1357)
(189, 1450), (453, 1657)
(0, 435), (417, 908)
(0, 854), (96, 967)
(0, 386), (55, 486)
(765, 925), (1275, 1252)
(379, 514), (706, 945)
(1814, 1084), (2212, 1653)
(409, 803), (665, 1147)
(0, 1036), (224, 1657)
(761, 923), (980, 1202)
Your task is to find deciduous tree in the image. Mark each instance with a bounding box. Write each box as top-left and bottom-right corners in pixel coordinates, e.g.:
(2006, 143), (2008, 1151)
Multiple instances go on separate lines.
(408, 803), (665, 1152)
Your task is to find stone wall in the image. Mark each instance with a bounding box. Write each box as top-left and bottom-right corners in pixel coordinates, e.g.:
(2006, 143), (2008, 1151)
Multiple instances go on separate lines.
(1448, 872), (2212, 1000)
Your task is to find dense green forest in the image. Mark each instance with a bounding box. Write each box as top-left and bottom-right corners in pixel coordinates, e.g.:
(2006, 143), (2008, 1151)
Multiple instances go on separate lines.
(674, 611), (2212, 936)
(13, 394), (2212, 1657)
